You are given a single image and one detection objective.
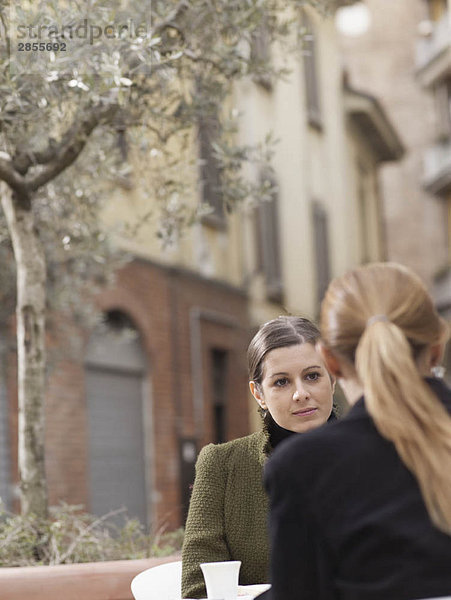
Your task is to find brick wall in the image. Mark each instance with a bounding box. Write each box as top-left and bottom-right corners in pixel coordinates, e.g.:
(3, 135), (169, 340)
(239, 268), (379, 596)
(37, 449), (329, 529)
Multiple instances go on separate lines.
(6, 258), (251, 530)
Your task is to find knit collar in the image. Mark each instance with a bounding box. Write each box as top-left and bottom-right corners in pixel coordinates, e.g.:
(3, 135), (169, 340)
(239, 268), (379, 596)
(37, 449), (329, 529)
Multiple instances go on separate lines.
(261, 414), (300, 456)
(260, 409), (338, 457)
(266, 414), (297, 452)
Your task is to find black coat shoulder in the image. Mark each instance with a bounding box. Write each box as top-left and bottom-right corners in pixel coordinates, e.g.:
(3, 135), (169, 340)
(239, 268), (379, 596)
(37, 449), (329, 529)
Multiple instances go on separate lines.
(263, 377), (451, 600)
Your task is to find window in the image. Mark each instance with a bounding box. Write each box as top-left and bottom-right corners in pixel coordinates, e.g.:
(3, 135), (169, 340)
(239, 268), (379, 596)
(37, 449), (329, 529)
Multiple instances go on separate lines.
(198, 111), (225, 227)
(255, 173), (284, 303)
(117, 126), (128, 161)
(434, 79), (451, 139)
(357, 162), (370, 264)
(312, 201), (331, 305)
(250, 19), (273, 91)
(179, 437), (197, 523)
(210, 349), (228, 444)
(113, 115), (133, 190)
(302, 12), (322, 128)
(447, 195), (451, 262)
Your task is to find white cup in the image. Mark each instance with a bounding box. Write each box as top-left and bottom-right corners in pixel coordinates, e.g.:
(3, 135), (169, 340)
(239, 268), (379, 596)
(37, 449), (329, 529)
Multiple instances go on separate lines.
(200, 560), (241, 600)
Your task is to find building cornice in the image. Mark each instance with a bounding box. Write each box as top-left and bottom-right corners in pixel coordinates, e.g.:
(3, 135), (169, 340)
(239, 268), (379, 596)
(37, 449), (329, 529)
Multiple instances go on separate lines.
(344, 84), (405, 162)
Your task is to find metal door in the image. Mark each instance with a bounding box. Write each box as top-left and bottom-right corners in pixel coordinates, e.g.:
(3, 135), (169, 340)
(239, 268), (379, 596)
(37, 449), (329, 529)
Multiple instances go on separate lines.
(85, 319), (149, 525)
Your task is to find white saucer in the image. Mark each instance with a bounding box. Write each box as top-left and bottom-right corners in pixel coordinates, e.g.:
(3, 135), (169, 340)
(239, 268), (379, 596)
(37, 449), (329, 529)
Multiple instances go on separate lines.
(181, 583), (270, 600)
(182, 597), (252, 600)
(238, 584), (271, 597)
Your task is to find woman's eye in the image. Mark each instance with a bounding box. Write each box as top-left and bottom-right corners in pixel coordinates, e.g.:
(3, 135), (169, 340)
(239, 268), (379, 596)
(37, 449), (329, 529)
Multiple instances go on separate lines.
(274, 377), (289, 387)
(305, 372), (320, 381)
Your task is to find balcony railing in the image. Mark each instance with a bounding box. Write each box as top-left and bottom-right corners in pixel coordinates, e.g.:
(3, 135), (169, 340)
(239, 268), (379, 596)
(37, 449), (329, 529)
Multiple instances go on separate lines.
(423, 139), (451, 195)
(416, 12), (451, 82)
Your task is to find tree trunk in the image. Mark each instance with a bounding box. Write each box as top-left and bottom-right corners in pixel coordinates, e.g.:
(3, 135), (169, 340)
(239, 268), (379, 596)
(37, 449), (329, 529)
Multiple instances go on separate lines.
(1, 183), (48, 519)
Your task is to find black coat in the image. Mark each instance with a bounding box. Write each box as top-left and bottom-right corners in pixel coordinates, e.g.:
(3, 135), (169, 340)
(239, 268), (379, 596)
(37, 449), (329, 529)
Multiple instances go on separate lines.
(261, 378), (451, 600)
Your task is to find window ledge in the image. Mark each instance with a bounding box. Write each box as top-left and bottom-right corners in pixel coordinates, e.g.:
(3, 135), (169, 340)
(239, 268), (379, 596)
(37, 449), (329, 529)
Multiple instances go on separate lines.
(307, 112), (323, 132)
(201, 212), (227, 231)
(266, 282), (284, 305)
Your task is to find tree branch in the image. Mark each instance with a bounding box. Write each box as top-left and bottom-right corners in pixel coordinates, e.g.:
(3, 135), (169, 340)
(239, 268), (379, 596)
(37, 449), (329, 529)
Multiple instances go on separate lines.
(0, 10), (10, 70)
(184, 48), (222, 71)
(152, 0), (190, 36)
(183, 48), (241, 78)
(0, 154), (30, 205)
(13, 141), (60, 175)
(26, 102), (120, 192)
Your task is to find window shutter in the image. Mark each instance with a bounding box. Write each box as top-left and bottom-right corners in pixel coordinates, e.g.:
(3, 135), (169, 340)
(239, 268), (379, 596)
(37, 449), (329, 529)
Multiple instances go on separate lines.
(250, 20), (273, 91)
(302, 12), (322, 127)
(198, 113), (224, 225)
(435, 81), (451, 139)
(312, 201), (331, 304)
(256, 174), (284, 302)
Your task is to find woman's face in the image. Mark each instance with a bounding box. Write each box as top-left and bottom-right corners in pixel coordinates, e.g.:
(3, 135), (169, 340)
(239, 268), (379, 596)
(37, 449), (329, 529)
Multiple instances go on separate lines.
(250, 343), (334, 433)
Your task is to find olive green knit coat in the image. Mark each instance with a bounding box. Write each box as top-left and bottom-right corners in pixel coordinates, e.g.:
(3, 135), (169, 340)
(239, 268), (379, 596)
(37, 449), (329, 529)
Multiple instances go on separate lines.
(181, 430), (270, 599)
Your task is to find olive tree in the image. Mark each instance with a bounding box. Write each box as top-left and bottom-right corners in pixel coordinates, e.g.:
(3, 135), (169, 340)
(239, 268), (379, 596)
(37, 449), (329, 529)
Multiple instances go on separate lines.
(0, 0), (334, 519)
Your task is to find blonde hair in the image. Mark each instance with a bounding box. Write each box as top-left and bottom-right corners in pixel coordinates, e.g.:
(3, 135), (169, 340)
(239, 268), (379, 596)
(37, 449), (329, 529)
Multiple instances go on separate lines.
(320, 262), (451, 534)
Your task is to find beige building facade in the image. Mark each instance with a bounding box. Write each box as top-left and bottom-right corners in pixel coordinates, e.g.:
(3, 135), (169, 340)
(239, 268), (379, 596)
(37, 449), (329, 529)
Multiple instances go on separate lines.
(1, 2), (404, 527)
(108, 3), (403, 323)
(337, 0), (451, 380)
(338, 0), (451, 306)
(417, 0), (451, 328)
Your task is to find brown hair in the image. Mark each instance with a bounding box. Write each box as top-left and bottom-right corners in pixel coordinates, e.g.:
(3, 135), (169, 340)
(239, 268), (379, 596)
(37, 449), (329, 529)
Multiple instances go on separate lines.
(248, 316), (321, 385)
(320, 262), (451, 534)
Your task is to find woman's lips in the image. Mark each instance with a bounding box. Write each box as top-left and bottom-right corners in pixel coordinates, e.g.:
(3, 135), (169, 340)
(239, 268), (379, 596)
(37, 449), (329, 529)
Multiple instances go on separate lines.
(293, 407), (318, 416)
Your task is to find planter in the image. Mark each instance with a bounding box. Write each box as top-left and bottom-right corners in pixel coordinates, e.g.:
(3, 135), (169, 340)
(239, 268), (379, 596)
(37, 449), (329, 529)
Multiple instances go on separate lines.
(0, 554), (180, 600)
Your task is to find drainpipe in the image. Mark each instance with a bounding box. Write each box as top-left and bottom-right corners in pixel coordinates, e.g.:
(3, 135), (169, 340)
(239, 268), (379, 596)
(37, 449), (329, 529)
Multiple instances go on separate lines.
(169, 275), (183, 439)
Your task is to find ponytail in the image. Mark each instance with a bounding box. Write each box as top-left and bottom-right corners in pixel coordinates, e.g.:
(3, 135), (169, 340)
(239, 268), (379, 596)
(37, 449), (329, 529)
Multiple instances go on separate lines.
(321, 262), (451, 535)
(355, 319), (451, 534)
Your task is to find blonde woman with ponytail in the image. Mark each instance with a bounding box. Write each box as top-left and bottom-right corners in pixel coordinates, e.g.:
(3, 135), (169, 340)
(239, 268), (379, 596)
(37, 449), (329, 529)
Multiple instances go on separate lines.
(260, 263), (451, 600)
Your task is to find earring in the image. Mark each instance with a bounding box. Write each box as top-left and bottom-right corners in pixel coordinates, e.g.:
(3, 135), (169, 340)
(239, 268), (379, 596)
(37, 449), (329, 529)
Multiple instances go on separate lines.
(431, 365), (445, 379)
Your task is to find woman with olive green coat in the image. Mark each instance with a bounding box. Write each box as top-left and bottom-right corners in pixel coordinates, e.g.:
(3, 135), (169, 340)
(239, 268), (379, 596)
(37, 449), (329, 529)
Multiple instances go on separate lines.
(181, 429), (271, 599)
(181, 316), (335, 599)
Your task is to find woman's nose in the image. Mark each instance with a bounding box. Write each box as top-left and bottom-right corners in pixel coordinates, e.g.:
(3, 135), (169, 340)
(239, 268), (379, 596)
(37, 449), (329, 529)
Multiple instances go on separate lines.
(292, 381), (309, 401)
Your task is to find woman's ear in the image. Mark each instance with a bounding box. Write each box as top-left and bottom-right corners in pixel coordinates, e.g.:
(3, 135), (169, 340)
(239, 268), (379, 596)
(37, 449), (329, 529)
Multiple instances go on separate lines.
(316, 342), (343, 379)
(429, 343), (445, 369)
(249, 381), (266, 409)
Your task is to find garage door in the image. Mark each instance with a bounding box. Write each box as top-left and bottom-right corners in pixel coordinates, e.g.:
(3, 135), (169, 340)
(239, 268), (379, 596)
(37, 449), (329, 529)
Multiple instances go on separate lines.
(85, 317), (149, 526)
